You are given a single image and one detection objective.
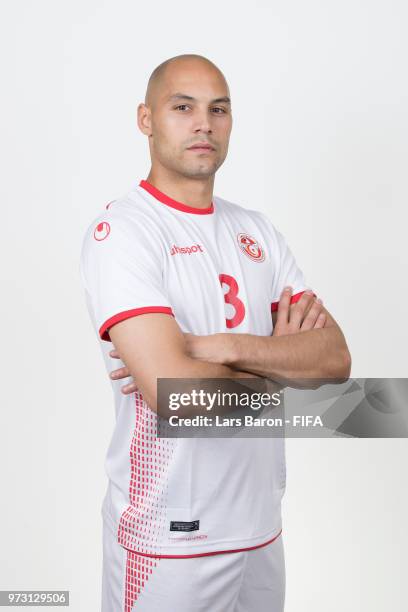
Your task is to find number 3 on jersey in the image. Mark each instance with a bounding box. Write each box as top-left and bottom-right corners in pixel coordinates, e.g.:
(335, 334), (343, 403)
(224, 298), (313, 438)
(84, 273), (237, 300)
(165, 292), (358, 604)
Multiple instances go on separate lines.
(219, 273), (245, 328)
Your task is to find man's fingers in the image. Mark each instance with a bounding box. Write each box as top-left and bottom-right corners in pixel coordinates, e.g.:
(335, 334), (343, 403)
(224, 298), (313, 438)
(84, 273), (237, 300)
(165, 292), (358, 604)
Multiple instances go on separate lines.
(110, 366), (130, 380)
(121, 382), (138, 395)
(109, 349), (121, 359)
(289, 290), (316, 329)
(314, 312), (327, 329)
(300, 298), (324, 331)
(276, 286), (292, 324)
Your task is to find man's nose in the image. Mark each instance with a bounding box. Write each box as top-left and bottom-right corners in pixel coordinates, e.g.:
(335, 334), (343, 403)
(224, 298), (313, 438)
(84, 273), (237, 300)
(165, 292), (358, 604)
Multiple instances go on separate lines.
(192, 110), (212, 133)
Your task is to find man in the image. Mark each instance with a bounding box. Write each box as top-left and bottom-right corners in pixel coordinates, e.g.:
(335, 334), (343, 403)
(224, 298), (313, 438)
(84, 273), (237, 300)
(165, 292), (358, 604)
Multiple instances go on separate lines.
(80, 53), (351, 612)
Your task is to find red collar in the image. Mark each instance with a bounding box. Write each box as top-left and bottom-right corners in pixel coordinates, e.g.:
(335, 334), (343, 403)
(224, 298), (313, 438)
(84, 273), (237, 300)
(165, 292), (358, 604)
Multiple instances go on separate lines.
(139, 179), (214, 215)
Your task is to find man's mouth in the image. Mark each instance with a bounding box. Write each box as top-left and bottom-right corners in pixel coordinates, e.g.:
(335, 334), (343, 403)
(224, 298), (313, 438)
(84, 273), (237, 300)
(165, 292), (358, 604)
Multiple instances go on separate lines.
(187, 142), (215, 152)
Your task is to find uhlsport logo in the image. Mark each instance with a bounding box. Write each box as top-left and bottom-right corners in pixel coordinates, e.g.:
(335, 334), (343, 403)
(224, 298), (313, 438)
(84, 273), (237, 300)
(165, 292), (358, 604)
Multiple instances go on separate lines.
(237, 233), (265, 262)
(170, 243), (204, 256)
(94, 221), (110, 241)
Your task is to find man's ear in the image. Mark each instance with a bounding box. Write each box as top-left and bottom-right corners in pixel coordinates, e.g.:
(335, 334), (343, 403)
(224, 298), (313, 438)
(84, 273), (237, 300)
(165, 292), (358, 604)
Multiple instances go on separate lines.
(137, 102), (152, 136)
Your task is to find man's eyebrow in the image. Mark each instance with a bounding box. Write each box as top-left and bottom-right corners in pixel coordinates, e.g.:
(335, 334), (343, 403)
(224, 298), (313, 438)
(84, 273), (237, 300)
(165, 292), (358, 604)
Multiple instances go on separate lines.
(167, 93), (231, 105)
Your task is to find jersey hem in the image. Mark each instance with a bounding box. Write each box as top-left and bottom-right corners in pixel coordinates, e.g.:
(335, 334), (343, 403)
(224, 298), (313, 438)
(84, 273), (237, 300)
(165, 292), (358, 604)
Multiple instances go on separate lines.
(120, 529), (283, 559)
(102, 507), (283, 558)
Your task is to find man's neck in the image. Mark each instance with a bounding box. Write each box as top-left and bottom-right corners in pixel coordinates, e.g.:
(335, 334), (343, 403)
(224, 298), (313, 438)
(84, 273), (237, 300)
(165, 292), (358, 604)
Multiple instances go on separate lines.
(145, 170), (214, 210)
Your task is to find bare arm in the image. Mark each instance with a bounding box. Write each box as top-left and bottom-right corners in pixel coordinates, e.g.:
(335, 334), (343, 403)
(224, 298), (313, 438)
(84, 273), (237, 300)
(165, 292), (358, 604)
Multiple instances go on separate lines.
(108, 313), (261, 413)
(184, 288), (352, 384)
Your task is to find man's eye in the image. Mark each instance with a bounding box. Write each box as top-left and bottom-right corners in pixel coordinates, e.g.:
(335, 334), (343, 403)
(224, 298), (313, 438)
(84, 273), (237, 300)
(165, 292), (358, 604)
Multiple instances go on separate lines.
(174, 105), (227, 113)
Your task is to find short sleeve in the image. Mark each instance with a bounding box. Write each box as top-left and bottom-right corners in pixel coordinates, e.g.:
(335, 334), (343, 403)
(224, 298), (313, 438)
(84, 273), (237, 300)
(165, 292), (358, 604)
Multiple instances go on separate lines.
(269, 227), (315, 312)
(79, 212), (174, 342)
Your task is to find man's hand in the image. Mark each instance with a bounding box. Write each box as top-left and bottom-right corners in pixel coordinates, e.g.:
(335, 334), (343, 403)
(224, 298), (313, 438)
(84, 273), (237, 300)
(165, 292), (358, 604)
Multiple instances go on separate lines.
(108, 349), (135, 393)
(272, 287), (326, 337)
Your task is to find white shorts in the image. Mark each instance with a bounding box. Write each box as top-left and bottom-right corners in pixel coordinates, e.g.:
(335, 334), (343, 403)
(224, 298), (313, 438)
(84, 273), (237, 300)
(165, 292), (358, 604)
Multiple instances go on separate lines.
(101, 520), (285, 612)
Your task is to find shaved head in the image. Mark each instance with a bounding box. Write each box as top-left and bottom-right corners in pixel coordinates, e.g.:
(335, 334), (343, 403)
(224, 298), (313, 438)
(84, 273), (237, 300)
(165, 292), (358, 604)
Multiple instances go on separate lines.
(138, 53), (232, 181)
(145, 54), (229, 109)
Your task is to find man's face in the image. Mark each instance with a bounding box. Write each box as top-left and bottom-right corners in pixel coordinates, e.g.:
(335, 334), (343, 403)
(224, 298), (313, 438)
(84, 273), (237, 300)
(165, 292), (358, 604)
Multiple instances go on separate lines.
(144, 62), (233, 179)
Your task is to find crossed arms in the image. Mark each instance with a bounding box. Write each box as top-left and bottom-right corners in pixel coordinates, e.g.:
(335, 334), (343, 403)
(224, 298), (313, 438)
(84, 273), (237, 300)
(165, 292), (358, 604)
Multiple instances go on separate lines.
(108, 287), (352, 412)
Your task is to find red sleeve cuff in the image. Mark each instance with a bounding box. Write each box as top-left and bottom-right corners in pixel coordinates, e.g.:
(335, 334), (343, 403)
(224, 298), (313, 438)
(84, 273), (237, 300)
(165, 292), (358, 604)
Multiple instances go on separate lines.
(271, 290), (316, 312)
(99, 306), (174, 342)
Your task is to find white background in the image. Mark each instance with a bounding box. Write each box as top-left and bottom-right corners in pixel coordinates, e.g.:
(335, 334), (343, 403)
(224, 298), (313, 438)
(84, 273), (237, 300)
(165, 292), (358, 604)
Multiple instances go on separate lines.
(1, 0), (407, 610)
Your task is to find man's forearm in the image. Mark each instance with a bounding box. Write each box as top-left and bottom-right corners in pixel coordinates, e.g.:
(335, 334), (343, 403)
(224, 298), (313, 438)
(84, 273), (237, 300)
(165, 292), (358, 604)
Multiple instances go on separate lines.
(222, 327), (351, 382)
(149, 355), (262, 414)
(170, 355), (260, 381)
(108, 314), (263, 416)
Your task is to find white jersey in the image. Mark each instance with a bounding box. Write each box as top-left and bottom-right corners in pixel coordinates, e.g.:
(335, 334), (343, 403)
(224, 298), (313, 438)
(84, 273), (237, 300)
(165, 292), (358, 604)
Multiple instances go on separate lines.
(80, 179), (310, 558)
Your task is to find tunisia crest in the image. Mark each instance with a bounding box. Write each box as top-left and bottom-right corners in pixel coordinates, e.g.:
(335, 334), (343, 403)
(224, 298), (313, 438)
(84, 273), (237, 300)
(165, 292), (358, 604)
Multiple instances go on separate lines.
(237, 233), (265, 262)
